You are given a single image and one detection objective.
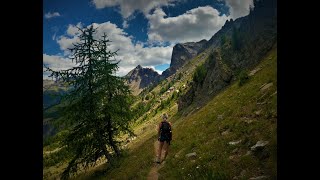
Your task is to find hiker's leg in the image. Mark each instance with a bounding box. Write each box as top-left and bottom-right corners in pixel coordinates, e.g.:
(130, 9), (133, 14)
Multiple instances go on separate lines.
(163, 141), (169, 160)
(157, 141), (164, 161)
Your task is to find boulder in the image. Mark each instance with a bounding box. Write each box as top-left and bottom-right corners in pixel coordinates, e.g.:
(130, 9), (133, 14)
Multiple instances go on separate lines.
(251, 141), (269, 151)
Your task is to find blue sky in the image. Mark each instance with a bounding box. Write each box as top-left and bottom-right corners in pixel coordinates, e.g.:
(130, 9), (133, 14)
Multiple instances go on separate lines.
(43, 0), (253, 78)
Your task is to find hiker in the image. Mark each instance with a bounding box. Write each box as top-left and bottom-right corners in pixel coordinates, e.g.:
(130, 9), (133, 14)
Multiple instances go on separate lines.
(156, 113), (172, 164)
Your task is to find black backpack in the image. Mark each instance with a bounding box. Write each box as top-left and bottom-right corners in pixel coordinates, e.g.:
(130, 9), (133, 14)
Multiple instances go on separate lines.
(160, 121), (172, 141)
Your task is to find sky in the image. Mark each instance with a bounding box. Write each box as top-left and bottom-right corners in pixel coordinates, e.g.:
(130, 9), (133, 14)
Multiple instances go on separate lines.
(43, 0), (253, 79)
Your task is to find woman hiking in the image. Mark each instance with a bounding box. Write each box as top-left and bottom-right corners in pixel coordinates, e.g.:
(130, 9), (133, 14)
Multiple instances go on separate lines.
(156, 113), (172, 164)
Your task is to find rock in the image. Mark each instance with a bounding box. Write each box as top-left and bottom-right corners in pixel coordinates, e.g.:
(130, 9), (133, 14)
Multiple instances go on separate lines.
(186, 152), (197, 158)
(231, 148), (239, 154)
(240, 170), (246, 177)
(254, 110), (262, 116)
(251, 141), (269, 151)
(259, 83), (267, 89)
(244, 151), (252, 156)
(260, 83), (273, 92)
(228, 140), (242, 145)
(244, 119), (255, 124)
(221, 130), (230, 136)
(249, 67), (261, 76)
(249, 175), (269, 180)
(229, 155), (236, 160)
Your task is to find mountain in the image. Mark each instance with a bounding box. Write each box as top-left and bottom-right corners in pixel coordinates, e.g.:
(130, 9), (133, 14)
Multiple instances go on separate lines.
(43, 79), (68, 139)
(125, 40), (208, 95)
(43, 80), (67, 108)
(125, 65), (161, 95)
(161, 39), (207, 78)
(178, 0), (277, 110)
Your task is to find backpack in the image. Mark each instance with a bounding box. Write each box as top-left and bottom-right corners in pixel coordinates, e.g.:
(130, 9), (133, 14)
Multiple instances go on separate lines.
(160, 121), (172, 141)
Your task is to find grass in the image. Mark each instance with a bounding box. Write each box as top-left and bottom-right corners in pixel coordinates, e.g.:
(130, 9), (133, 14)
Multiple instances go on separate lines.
(43, 45), (276, 179)
(158, 47), (277, 179)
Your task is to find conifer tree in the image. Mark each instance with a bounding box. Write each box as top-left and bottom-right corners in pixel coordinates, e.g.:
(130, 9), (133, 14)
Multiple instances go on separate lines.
(46, 25), (133, 179)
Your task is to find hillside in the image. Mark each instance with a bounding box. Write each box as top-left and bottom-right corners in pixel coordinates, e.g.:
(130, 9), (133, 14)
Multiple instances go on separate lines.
(81, 45), (277, 180)
(43, 80), (69, 139)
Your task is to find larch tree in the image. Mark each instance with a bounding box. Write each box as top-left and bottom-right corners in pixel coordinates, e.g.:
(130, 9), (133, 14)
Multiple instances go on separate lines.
(45, 25), (133, 179)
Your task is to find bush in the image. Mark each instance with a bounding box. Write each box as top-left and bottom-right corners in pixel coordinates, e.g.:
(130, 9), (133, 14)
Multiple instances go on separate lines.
(160, 87), (166, 94)
(145, 94), (150, 100)
(238, 70), (249, 86)
(193, 64), (207, 86)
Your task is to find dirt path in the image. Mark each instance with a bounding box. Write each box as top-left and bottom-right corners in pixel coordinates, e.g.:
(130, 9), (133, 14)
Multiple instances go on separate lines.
(147, 141), (165, 180)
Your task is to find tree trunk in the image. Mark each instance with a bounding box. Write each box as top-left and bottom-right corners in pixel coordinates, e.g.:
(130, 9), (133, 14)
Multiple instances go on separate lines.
(106, 116), (120, 156)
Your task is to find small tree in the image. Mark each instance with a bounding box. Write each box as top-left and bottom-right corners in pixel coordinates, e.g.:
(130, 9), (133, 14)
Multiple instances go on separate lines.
(238, 70), (249, 86)
(45, 25), (133, 179)
(193, 64), (207, 86)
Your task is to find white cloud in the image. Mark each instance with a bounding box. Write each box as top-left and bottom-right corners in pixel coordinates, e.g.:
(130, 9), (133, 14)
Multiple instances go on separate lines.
(67, 23), (83, 36)
(43, 54), (75, 76)
(56, 36), (80, 55)
(44, 12), (61, 19)
(92, 0), (175, 18)
(147, 6), (229, 44)
(122, 20), (129, 29)
(51, 22), (173, 77)
(220, 0), (253, 19)
(154, 68), (164, 75)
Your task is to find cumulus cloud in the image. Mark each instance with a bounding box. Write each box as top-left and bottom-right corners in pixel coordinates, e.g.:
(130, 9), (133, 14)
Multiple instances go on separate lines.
(50, 22), (173, 77)
(92, 0), (175, 18)
(147, 6), (229, 44)
(44, 12), (61, 19)
(43, 54), (75, 70)
(66, 22), (83, 36)
(56, 35), (80, 54)
(220, 0), (253, 19)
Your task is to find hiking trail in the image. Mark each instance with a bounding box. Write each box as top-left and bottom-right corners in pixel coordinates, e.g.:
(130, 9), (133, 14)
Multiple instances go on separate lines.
(147, 141), (165, 180)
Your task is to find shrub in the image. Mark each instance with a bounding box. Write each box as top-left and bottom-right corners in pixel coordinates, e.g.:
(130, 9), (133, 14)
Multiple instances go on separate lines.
(193, 64), (207, 86)
(238, 70), (249, 86)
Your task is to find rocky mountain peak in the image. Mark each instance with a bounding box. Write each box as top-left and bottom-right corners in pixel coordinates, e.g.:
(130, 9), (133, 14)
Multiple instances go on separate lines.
(125, 65), (161, 95)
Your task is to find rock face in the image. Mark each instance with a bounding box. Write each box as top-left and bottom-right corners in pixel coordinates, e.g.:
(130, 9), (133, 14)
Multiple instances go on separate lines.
(162, 39), (207, 78)
(125, 65), (161, 95)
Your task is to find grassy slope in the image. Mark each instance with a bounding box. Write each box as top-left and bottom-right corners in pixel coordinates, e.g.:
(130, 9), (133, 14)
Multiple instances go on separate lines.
(159, 47), (277, 179)
(80, 46), (277, 179)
